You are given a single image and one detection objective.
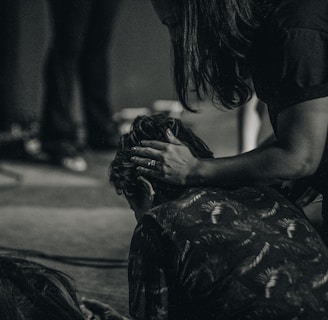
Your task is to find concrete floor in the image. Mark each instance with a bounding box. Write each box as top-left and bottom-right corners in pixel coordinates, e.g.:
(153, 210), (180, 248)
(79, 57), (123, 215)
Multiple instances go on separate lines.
(0, 104), (321, 316)
(0, 151), (134, 315)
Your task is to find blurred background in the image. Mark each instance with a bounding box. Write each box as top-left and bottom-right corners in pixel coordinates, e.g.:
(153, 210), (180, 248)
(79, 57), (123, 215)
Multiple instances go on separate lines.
(0, 0), (174, 132)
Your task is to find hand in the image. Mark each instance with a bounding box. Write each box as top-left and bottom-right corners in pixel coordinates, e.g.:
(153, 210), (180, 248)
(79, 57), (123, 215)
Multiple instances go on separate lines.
(295, 186), (321, 208)
(278, 180), (320, 208)
(81, 298), (128, 320)
(131, 129), (199, 185)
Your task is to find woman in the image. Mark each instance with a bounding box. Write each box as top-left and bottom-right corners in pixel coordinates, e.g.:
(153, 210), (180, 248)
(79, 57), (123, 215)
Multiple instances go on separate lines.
(132, 0), (328, 242)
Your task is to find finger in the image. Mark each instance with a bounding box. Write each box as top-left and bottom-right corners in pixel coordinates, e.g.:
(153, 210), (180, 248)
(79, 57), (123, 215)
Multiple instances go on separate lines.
(140, 140), (168, 150)
(131, 157), (162, 171)
(136, 166), (164, 180)
(297, 192), (319, 207)
(295, 188), (320, 207)
(82, 298), (110, 314)
(166, 128), (183, 145)
(131, 146), (163, 159)
(299, 188), (318, 205)
(80, 304), (94, 318)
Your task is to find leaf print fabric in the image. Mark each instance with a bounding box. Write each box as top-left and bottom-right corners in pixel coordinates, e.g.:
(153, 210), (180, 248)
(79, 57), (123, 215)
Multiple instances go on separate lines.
(128, 187), (328, 319)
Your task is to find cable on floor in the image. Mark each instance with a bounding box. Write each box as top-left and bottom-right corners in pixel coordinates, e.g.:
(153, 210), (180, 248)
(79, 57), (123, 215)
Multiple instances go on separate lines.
(0, 246), (128, 269)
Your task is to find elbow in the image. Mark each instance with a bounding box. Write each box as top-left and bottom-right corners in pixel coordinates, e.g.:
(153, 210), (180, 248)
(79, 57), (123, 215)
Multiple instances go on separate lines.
(286, 157), (319, 180)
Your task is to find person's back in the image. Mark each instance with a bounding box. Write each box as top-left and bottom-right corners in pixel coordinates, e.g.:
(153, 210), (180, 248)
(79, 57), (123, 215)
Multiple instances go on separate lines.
(250, 0), (328, 196)
(129, 186), (328, 319)
(110, 113), (328, 319)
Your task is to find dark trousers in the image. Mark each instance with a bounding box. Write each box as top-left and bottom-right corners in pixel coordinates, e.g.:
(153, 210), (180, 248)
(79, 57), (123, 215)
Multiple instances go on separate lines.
(42, 0), (120, 146)
(0, 0), (20, 131)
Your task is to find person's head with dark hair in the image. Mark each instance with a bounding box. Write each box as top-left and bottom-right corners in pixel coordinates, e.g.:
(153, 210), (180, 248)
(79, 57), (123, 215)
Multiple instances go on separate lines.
(110, 113), (213, 219)
(151, 0), (277, 110)
(0, 255), (85, 320)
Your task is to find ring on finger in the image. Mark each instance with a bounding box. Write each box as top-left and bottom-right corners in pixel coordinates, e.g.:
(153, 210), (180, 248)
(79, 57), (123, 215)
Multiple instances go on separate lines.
(147, 159), (156, 168)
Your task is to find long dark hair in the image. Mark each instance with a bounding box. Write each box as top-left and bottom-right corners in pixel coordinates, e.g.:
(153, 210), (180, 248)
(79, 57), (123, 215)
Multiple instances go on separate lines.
(0, 256), (85, 320)
(168, 0), (276, 110)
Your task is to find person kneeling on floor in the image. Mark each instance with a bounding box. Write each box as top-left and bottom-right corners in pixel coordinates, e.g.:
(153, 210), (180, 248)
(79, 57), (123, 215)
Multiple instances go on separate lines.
(87, 113), (328, 320)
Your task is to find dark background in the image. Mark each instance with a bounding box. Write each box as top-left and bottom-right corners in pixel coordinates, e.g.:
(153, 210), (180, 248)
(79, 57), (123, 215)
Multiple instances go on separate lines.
(2, 0), (174, 127)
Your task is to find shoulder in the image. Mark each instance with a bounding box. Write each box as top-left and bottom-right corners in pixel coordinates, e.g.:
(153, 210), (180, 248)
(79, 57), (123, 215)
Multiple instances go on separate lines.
(250, 0), (328, 109)
(145, 187), (256, 228)
(142, 187), (302, 247)
(268, 0), (328, 32)
(141, 187), (323, 253)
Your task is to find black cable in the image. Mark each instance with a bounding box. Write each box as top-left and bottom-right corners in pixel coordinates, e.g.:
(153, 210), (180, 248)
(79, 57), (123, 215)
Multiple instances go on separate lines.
(0, 246), (128, 269)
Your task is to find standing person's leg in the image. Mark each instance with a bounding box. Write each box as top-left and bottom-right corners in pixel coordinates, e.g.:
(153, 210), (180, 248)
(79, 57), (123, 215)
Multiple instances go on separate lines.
(41, 0), (92, 169)
(79, 0), (121, 150)
(0, 0), (20, 132)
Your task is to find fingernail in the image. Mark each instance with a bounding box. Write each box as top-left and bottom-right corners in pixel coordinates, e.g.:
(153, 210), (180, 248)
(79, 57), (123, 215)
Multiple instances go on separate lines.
(131, 156), (136, 161)
(166, 129), (172, 136)
(131, 147), (137, 152)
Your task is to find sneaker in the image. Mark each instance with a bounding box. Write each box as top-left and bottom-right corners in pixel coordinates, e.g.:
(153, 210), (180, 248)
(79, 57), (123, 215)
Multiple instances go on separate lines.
(43, 141), (88, 172)
(60, 155), (87, 172)
(0, 137), (48, 163)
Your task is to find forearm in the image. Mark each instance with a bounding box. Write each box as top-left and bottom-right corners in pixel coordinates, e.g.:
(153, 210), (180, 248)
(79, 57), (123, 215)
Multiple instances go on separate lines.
(189, 143), (312, 187)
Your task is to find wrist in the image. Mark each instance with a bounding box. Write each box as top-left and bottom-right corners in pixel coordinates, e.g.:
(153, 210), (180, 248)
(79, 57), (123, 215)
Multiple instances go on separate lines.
(186, 158), (204, 186)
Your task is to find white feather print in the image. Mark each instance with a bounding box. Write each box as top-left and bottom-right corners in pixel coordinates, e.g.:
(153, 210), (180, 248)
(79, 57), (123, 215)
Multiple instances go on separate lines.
(202, 200), (239, 224)
(181, 268), (203, 288)
(151, 287), (168, 295)
(312, 270), (328, 289)
(179, 191), (206, 209)
(181, 240), (191, 262)
(277, 218), (297, 238)
(259, 202), (279, 218)
(210, 204), (225, 224)
(240, 232), (256, 247)
(240, 242), (270, 275)
(257, 267), (279, 298)
(257, 267), (276, 282)
(310, 253), (322, 263)
(201, 201), (220, 212)
(134, 224), (143, 234)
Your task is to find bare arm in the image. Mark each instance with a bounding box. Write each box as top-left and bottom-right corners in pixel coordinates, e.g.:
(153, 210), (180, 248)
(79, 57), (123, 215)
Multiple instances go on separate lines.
(132, 97), (328, 187)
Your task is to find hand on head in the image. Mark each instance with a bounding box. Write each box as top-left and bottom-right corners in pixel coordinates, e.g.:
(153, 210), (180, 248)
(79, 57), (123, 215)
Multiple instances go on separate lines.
(131, 128), (200, 186)
(110, 113), (214, 214)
